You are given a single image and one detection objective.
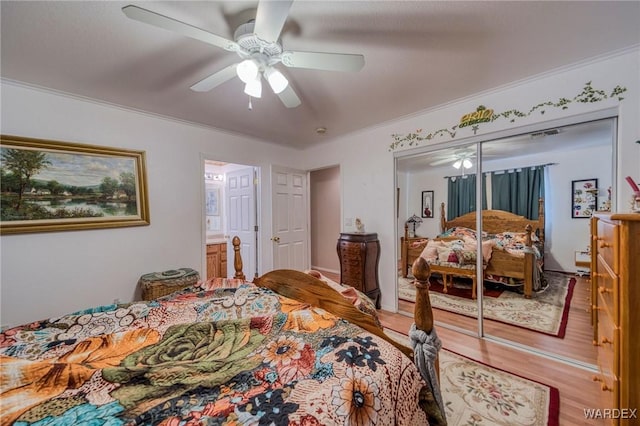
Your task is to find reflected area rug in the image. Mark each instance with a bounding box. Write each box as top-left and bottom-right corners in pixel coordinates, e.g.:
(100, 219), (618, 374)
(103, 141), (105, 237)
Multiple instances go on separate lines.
(385, 329), (560, 426)
(398, 271), (575, 337)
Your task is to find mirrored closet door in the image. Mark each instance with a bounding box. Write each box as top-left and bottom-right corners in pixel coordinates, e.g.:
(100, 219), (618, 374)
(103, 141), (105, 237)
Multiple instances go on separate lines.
(479, 118), (615, 365)
(395, 117), (616, 367)
(396, 142), (479, 336)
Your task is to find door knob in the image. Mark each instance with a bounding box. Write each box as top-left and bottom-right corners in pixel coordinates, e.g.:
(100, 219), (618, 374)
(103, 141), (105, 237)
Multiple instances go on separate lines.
(271, 236), (280, 242)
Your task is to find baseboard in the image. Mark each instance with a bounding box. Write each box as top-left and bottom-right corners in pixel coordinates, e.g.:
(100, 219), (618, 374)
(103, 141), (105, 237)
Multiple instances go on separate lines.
(310, 266), (340, 276)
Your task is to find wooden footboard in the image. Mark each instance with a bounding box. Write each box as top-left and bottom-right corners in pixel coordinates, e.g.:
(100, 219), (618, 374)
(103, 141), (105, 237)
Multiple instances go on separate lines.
(232, 236), (436, 361)
(485, 248), (535, 298)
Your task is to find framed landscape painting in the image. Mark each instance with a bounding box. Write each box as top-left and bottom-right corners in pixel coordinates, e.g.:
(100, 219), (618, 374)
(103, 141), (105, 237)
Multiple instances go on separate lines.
(0, 135), (150, 234)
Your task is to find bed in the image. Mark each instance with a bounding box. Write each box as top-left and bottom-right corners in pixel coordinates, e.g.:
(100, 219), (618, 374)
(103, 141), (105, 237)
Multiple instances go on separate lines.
(401, 199), (545, 298)
(1, 238), (446, 425)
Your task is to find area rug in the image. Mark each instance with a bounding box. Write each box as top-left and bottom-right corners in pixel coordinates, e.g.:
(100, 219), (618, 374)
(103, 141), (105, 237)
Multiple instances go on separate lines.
(384, 328), (560, 426)
(398, 271), (575, 337)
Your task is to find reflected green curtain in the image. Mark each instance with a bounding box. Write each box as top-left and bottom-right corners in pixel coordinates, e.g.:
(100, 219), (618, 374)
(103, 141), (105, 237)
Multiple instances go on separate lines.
(447, 175), (487, 219)
(491, 166), (545, 219)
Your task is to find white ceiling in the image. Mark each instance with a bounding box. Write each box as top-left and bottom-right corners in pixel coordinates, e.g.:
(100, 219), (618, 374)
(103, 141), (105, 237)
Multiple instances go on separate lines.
(2, 1), (639, 150)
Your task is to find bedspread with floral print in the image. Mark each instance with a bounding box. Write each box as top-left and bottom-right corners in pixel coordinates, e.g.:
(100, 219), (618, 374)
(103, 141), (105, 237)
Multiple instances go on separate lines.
(0, 283), (431, 425)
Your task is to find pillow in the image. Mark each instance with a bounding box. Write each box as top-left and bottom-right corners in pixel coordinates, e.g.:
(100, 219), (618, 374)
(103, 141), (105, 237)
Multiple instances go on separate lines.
(455, 249), (477, 265)
(419, 240), (445, 262)
(409, 238), (428, 248)
(437, 247), (459, 263)
(305, 270), (382, 328)
(456, 240), (494, 263)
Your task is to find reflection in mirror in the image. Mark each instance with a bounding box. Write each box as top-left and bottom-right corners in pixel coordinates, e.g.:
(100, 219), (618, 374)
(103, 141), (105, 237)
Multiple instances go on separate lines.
(396, 143), (479, 335)
(479, 118), (614, 366)
(395, 117), (615, 367)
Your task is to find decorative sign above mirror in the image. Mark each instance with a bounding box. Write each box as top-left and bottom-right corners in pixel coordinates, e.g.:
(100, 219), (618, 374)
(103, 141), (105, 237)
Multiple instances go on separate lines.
(459, 105), (494, 128)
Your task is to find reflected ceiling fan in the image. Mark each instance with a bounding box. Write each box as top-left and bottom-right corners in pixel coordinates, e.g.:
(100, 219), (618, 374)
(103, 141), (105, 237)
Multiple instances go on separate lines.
(429, 148), (477, 169)
(122, 1), (365, 108)
(428, 146), (501, 169)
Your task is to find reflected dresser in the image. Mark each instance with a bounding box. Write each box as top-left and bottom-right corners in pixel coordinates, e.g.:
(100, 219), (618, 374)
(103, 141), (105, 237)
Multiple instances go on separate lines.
(337, 232), (381, 308)
(590, 213), (639, 423)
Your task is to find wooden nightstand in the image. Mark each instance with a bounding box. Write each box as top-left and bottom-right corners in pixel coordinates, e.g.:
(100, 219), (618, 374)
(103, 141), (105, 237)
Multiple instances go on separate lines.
(337, 232), (381, 308)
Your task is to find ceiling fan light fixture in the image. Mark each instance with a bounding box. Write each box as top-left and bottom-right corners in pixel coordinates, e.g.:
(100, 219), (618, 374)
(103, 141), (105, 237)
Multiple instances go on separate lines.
(237, 59), (259, 83)
(244, 77), (262, 98)
(452, 159), (462, 169)
(462, 158), (472, 169)
(264, 67), (288, 94)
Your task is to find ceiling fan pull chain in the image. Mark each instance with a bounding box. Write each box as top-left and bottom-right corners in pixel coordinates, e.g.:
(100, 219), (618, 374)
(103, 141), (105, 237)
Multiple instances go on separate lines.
(248, 96), (253, 111)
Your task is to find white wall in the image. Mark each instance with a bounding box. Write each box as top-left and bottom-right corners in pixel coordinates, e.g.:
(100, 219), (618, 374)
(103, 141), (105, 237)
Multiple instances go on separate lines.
(406, 168), (450, 239)
(0, 82), (302, 327)
(298, 49), (640, 313)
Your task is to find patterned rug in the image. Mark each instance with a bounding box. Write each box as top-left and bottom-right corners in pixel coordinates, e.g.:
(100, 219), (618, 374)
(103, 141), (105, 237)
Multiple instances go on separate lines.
(385, 329), (560, 426)
(398, 271), (575, 337)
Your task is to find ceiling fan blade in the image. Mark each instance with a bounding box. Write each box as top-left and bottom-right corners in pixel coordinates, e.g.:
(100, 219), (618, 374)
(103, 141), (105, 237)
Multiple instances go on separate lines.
(281, 51), (365, 72)
(122, 5), (238, 52)
(429, 158), (454, 166)
(253, 0), (294, 43)
(277, 84), (301, 108)
(190, 64), (238, 92)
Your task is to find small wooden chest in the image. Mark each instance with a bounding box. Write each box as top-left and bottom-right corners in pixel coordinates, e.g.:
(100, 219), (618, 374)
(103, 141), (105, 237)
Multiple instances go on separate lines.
(139, 268), (200, 300)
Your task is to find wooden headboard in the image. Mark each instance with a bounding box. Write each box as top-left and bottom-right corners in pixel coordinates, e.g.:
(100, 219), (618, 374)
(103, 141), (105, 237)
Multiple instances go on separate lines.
(439, 198), (545, 241)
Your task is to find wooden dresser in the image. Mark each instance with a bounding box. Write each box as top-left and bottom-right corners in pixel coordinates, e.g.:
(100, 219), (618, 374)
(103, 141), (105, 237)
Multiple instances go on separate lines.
(206, 242), (227, 279)
(337, 232), (381, 308)
(590, 213), (639, 422)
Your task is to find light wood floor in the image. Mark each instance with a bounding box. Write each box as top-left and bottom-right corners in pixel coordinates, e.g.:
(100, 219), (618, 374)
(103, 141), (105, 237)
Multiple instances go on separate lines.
(323, 271), (608, 425)
(398, 272), (598, 365)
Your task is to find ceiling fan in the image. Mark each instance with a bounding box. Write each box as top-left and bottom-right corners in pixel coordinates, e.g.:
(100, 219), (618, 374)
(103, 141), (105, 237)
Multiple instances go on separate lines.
(428, 146), (500, 169)
(429, 148), (477, 168)
(122, 1), (365, 108)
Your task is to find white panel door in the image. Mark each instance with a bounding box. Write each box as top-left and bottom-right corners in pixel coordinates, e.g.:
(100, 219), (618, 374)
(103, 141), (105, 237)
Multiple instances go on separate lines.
(226, 167), (256, 279)
(271, 166), (308, 271)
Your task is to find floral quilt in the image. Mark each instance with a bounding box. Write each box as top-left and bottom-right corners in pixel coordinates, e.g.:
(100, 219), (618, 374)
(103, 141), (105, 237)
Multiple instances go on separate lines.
(0, 282), (433, 425)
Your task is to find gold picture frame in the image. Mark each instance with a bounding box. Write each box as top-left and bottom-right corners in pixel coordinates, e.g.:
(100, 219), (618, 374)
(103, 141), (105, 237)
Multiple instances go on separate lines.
(1, 135), (150, 235)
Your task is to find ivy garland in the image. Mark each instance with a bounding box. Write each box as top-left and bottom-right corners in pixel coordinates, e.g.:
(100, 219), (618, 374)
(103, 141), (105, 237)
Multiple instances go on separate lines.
(389, 81), (627, 151)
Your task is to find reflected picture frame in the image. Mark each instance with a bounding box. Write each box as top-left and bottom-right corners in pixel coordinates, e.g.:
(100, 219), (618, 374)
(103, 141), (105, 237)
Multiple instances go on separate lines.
(571, 178), (598, 218)
(421, 190), (434, 218)
(1, 135), (150, 234)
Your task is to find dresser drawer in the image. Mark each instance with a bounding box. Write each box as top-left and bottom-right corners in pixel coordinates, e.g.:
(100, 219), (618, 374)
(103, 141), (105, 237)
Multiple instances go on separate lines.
(593, 370), (617, 410)
(596, 220), (619, 274)
(596, 303), (618, 354)
(595, 258), (618, 321)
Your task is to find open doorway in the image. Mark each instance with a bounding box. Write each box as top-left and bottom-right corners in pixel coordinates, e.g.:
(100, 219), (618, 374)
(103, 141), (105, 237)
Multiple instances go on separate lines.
(309, 165), (341, 278)
(203, 159), (259, 280)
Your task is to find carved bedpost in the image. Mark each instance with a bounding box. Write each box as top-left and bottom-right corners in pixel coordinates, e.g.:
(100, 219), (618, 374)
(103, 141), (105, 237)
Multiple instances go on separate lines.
(523, 224), (534, 299)
(411, 256), (440, 385)
(412, 257), (434, 335)
(538, 197), (545, 243)
(439, 202), (446, 233)
(232, 236), (246, 280)
(524, 224), (533, 247)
